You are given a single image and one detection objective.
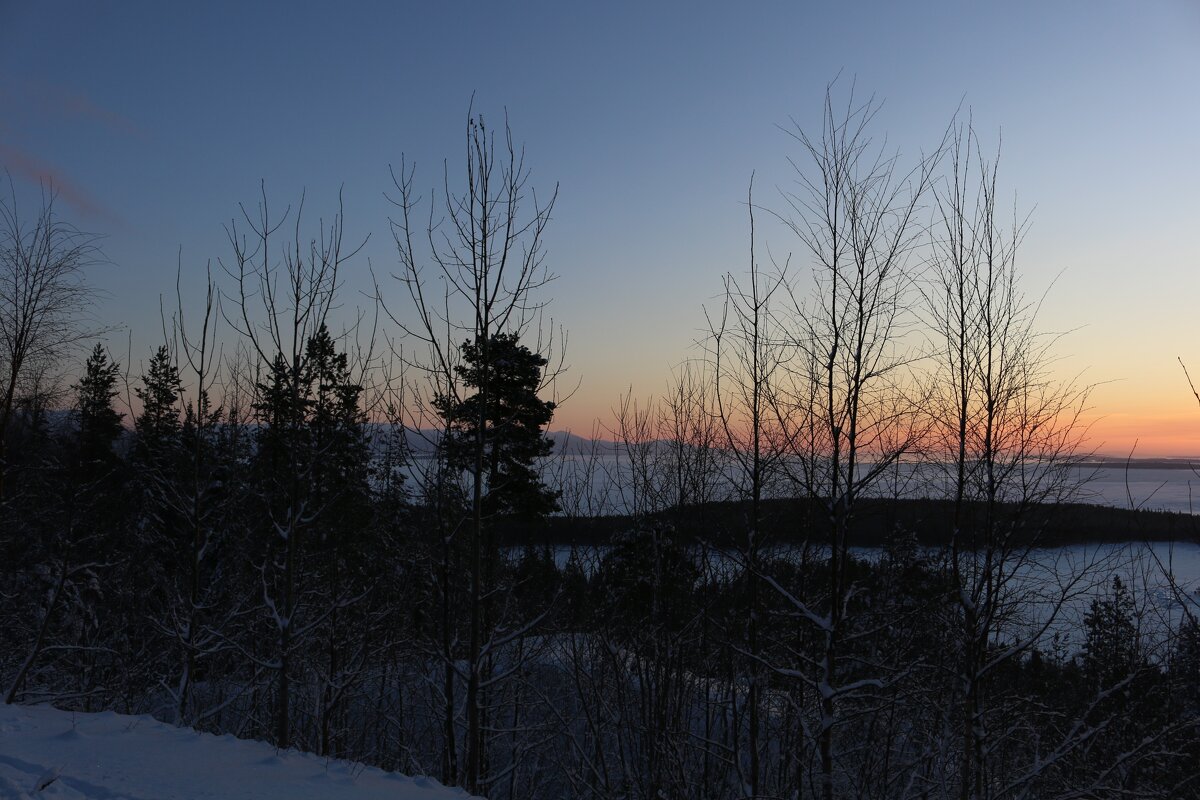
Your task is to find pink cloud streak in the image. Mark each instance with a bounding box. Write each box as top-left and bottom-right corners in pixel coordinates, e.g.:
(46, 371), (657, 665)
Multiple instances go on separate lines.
(0, 141), (117, 223)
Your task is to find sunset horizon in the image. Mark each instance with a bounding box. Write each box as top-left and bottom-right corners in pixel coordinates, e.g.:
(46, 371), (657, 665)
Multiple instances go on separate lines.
(4, 4), (1200, 797)
(3, 3), (1199, 463)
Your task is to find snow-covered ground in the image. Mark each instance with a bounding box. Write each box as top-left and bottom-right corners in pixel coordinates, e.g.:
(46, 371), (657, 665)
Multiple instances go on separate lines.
(0, 704), (476, 800)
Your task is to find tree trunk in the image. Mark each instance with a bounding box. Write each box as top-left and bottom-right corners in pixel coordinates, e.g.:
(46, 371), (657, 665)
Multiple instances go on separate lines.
(5, 561), (68, 705)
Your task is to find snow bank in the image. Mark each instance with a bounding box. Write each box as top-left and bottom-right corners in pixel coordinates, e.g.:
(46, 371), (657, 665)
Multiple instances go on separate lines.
(0, 704), (477, 800)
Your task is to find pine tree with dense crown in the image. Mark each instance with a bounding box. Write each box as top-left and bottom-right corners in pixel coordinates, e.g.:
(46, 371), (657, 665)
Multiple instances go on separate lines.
(435, 332), (559, 518)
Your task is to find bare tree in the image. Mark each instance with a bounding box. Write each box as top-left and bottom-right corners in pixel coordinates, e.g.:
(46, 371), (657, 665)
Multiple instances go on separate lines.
(706, 175), (789, 798)
(597, 361), (728, 519)
(769, 86), (943, 800)
(660, 361), (727, 512)
(607, 389), (667, 517)
(220, 186), (369, 749)
(0, 180), (101, 501)
(923, 122), (1099, 800)
(386, 106), (562, 795)
(146, 262), (230, 727)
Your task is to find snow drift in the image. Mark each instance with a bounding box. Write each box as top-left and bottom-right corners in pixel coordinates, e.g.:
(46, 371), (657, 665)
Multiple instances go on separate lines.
(0, 704), (477, 800)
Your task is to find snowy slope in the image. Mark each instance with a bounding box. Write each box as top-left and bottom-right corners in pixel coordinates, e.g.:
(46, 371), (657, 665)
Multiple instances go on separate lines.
(0, 704), (477, 800)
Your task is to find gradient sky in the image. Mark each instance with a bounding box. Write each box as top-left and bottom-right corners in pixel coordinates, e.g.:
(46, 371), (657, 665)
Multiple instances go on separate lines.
(2, 1), (1198, 455)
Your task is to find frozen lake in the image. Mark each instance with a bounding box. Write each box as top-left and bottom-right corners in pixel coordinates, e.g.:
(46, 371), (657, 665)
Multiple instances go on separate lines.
(538, 452), (1200, 517)
(1077, 466), (1200, 513)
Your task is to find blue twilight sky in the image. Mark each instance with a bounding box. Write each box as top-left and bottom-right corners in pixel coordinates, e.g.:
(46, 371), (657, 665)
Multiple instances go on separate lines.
(2, 1), (1199, 452)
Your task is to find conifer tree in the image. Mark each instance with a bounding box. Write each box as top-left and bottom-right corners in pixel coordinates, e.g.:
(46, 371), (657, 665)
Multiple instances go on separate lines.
(135, 345), (183, 455)
(1083, 575), (1141, 688)
(250, 323), (373, 752)
(305, 325), (370, 513)
(304, 324), (372, 756)
(74, 343), (123, 469)
(435, 332), (558, 518)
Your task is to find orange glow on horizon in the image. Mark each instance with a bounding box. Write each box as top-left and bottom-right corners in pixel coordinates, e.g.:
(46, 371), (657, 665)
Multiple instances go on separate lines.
(548, 392), (1200, 461)
(1081, 413), (1200, 460)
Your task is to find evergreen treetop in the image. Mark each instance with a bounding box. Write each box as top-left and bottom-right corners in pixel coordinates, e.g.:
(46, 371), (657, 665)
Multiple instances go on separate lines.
(74, 343), (123, 468)
(435, 332), (559, 518)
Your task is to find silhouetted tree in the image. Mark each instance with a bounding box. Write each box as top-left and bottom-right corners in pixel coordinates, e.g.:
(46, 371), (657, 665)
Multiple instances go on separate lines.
(924, 122), (1094, 800)
(4, 343), (125, 706)
(73, 343), (123, 472)
(224, 184), (367, 750)
(707, 175), (787, 797)
(771, 86), (943, 800)
(0, 182), (101, 501)
(1082, 575), (1141, 688)
(389, 106), (562, 794)
(435, 332), (559, 518)
(135, 346), (183, 457)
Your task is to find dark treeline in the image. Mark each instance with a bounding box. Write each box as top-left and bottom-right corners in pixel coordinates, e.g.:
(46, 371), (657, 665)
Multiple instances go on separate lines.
(514, 498), (1200, 550)
(5, 92), (1200, 800)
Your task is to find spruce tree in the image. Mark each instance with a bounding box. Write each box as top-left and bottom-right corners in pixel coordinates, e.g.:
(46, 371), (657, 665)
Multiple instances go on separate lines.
(135, 345), (182, 455)
(305, 325), (370, 514)
(303, 325), (372, 756)
(74, 343), (123, 470)
(249, 324), (373, 752)
(1082, 574), (1140, 688)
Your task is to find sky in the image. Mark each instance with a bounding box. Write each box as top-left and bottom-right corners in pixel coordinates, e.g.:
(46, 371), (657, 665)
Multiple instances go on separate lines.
(1, 0), (1198, 456)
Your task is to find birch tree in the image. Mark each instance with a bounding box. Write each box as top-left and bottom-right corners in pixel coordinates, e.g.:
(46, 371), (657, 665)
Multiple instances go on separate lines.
(771, 87), (942, 800)
(221, 188), (368, 748)
(387, 106), (561, 795)
(706, 176), (789, 798)
(924, 122), (1099, 800)
(0, 182), (101, 502)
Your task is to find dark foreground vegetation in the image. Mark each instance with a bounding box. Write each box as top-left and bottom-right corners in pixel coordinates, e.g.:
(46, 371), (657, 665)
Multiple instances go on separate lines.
(5, 419), (1200, 800)
(6, 88), (1200, 800)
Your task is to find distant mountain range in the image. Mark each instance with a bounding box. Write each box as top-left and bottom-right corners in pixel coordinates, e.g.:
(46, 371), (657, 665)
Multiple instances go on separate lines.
(399, 428), (621, 456)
